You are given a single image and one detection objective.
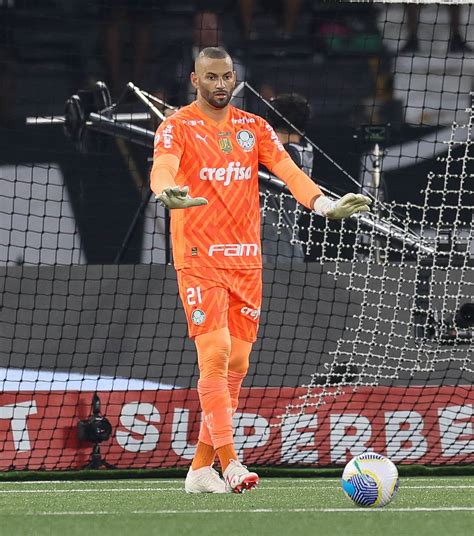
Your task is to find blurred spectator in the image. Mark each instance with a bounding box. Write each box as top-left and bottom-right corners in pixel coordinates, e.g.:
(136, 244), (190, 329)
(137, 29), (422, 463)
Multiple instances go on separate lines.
(156, 11), (247, 106)
(239, 0), (303, 39)
(100, 1), (155, 93)
(359, 55), (397, 126)
(402, 3), (472, 54)
(187, 10), (222, 103)
(266, 93), (313, 176)
(0, 1), (16, 126)
(261, 93), (313, 262)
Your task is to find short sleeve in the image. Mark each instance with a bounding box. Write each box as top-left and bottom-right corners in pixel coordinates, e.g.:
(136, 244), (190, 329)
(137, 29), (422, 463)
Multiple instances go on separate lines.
(153, 117), (185, 161)
(256, 117), (291, 172)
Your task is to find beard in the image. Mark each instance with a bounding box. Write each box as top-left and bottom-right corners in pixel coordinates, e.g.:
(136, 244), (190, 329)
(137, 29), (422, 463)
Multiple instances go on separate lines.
(202, 88), (233, 109)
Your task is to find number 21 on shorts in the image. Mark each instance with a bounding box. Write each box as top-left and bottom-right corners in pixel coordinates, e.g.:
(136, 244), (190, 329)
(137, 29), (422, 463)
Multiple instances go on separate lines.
(186, 286), (202, 305)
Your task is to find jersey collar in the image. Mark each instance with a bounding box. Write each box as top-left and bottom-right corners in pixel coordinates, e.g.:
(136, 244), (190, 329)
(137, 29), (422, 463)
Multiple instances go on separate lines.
(191, 101), (231, 128)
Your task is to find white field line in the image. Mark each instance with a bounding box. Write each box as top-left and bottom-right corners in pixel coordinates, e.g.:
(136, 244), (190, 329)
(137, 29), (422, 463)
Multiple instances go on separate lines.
(7, 507), (474, 516)
(1, 477), (471, 485)
(0, 485), (473, 494)
(0, 479), (186, 485)
(0, 488), (182, 493)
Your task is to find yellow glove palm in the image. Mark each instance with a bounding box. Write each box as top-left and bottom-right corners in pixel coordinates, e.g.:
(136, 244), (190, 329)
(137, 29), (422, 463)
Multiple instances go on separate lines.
(326, 193), (372, 220)
(156, 186), (208, 210)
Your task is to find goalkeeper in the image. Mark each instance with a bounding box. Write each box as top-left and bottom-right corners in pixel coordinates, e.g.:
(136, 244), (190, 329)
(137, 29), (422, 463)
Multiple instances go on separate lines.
(151, 46), (370, 494)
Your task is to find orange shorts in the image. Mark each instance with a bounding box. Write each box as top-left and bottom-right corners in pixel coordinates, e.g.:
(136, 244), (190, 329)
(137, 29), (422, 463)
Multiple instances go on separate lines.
(176, 268), (262, 342)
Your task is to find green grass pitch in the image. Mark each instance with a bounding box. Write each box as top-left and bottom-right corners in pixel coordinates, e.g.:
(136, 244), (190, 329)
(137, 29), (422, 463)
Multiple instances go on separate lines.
(0, 476), (472, 536)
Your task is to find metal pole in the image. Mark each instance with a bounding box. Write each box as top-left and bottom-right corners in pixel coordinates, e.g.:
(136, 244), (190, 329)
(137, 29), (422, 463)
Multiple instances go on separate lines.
(127, 82), (166, 121)
(113, 190), (153, 264)
(86, 113), (154, 148)
(372, 143), (384, 263)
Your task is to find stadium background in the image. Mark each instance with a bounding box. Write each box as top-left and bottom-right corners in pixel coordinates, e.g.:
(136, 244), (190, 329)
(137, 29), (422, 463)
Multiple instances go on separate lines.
(0, 1), (473, 471)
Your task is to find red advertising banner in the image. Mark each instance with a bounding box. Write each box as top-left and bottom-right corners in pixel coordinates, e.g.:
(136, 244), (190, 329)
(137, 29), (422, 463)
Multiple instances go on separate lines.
(0, 386), (472, 470)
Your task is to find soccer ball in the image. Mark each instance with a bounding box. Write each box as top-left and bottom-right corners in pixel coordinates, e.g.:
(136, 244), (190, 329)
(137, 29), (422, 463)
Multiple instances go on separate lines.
(341, 453), (399, 508)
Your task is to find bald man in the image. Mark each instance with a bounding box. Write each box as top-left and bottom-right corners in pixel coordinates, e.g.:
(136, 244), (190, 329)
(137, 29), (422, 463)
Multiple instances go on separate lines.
(151, 47), (371, 494)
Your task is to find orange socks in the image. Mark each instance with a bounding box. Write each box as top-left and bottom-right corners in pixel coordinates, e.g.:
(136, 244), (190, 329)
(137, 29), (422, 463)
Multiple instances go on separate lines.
(191, 440), (238, 474)
(193, 330), (252, 471)
(197, 377), (234, 448)
(215, 371), (245, 471)
(227, 370), (246, 412)
(191, 441), (215, 471)
(197, 369), (247, 445)
(216, 443), (238, 472)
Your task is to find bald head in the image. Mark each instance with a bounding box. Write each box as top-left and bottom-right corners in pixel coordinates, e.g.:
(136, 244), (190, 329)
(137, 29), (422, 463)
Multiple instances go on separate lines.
(191, 47), (236, 109)
(194, 46), (232, 72)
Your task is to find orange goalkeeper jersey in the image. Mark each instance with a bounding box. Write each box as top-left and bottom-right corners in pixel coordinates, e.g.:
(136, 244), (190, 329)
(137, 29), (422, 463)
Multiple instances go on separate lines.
(153, 102), (314, 270)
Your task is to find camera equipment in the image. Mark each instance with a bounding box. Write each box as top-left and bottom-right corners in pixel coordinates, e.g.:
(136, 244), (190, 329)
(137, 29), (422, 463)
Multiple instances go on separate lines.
(455, 303), (474, 329)
(415, 301), (473, 346)
(357, 124), (389, 146)
(78, 393), (116, 469)
(413, 226), (472, 345)
(436, 303), (473, 345)
(355, 124), (391, 263)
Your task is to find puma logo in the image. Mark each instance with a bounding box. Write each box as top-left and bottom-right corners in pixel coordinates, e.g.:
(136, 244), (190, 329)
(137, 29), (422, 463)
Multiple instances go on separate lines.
(196, 134), (208, 144)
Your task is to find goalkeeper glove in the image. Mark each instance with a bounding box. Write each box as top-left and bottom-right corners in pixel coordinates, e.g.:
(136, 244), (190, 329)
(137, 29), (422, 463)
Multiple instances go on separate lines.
(313, 193), (372, 219)
(156, 186), (208, 209)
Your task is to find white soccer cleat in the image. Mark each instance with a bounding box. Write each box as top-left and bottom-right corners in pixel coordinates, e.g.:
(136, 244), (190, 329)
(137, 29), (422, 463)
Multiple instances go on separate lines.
(185, 465), (227, 494)
(223, 460), (259, 494)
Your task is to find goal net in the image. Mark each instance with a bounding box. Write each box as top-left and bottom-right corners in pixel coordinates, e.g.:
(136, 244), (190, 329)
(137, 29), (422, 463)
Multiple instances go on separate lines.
(0, 1), (472, 470)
